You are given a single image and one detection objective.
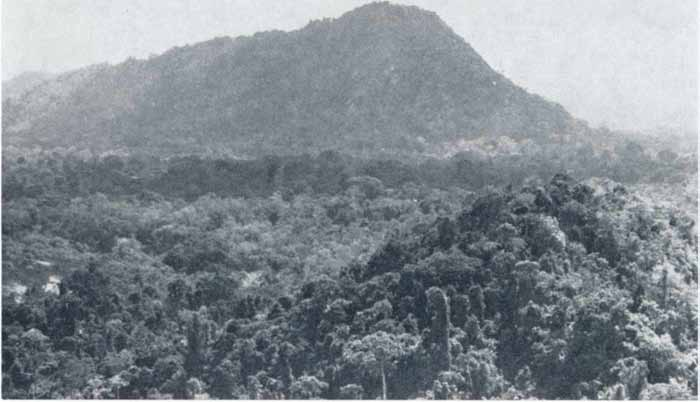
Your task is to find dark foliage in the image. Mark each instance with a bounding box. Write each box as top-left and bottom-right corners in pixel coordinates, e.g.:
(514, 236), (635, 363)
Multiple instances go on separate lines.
(2, 157), (696, 398)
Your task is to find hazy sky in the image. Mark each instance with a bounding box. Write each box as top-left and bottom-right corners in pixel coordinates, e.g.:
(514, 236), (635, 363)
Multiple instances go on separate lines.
(2, 0), (697, 132)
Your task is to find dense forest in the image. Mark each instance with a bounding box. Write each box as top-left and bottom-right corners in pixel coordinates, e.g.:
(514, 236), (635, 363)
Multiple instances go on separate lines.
(2, 145), (697, 399)
(2, 2), (697, 399)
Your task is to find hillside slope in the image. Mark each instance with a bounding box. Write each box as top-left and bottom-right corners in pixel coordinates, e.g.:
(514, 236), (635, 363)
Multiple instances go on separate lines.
(1, 71), (54, 101)
(2, 2), (587, 156)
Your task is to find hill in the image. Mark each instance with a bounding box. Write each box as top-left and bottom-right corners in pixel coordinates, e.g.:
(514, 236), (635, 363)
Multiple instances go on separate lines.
(1, 71), (54, 101)
(2, 2), (588, 157)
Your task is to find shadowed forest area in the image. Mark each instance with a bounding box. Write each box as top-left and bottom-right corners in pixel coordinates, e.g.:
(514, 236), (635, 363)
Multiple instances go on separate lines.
(2, 145), (697, 399)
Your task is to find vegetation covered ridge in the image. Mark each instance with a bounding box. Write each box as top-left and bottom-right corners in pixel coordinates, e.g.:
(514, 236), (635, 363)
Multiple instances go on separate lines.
(2, 173), (696, 399)
(3, 2), (581, 156)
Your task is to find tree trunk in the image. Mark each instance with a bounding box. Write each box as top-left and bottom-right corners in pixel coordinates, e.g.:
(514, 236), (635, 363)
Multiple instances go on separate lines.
(380, 361), (387, 400)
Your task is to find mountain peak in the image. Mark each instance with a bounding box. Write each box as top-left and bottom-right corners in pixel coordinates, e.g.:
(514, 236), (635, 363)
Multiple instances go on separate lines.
(3, 2), (581, 156)
(339, 1), (449, 30)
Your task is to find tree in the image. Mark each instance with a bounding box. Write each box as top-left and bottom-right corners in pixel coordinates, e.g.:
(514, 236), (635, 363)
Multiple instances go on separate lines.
(453, 348), (506, 399)
(639, 378), (694, 400)
(451, 294), (470, 328)
(184, 313), (204, 378)
(432, 371), (466, 399)
(339, 383), (364, 399)
(427, 287), (451, 371)
(342, 331), (419, 399)
(289, 375), (329, 399)
(609, 357), (648, 399)
(656, 149), (678, 163)
(162, 367), (188, 399)
(108, 372), (129, 399)
(210, 359), (238, 399)
(186, 377), (206, 399)
(468, 285), (485, 321)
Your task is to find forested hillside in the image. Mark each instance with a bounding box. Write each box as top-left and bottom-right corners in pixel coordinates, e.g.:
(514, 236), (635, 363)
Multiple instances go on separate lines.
(2, 2), (584, 156)
(1, 1), (697, 400)
(1, 72), (54, 101)
(2, 149), (697, 398)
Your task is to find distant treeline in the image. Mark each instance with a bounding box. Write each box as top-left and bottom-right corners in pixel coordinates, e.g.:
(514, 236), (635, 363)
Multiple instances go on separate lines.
(2, 141), (695, 202)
